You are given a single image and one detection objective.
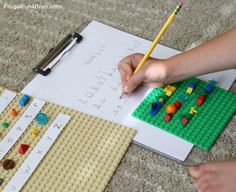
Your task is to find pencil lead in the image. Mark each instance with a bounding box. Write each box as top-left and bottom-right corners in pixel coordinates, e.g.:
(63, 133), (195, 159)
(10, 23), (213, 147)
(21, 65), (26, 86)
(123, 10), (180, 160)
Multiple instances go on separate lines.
(119, 92), (124, 99)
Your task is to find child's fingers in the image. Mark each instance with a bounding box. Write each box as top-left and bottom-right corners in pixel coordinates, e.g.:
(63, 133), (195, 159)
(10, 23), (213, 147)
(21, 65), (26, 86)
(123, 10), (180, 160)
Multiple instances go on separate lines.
(123, 70), (144, 93)
(188, 163), (214, 179)
(118, 53), (145, 80)
(118, 59), (134, 82)
(119, 68), (128, 84)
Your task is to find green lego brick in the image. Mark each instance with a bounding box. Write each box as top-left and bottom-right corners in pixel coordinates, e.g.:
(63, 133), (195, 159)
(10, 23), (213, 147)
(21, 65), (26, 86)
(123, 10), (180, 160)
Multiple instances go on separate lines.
(132, 78), (236, 151)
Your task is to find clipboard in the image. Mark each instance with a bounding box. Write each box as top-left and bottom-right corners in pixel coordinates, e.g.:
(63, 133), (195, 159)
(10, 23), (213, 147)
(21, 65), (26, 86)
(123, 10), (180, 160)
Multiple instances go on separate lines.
(32, 22), (89, 76)
(23, 20), (236, 164)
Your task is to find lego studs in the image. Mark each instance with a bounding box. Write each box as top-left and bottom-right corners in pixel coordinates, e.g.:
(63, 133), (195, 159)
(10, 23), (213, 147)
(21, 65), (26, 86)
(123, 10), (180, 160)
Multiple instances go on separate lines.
(164, 104), (176, 122)
(196, 95), (206, 106)
(18, 144), (29, 155)
(2, 122), (9, 128)
(186, 82), (195, 94)
(174, 100), (181, 109)
(165, 104), (177, 114)
(181, 117), (189, 125)
(164, 114), (172, 122)
(36, 113), (48, 125)
(205, 80), (217, 94)
(2, 159), (15, 170)
(32, 128), (38, 138)
(150, 101), (163, 117)
(150, 85), (177, 117)
(164, 101), (182, 122)
(181, 107), (197, 126)
(181, 114), (192, 126)
(189, 107), (197, 115)
(163, 85), (176, 96)
(19, 94), (30, 107)
(179, 94), (188, 103)
(11, 108), (17, 117)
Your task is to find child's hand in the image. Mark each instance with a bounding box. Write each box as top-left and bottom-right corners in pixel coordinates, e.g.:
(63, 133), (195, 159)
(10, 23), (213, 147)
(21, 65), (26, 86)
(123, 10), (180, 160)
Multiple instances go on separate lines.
(118, 53), (168, 93)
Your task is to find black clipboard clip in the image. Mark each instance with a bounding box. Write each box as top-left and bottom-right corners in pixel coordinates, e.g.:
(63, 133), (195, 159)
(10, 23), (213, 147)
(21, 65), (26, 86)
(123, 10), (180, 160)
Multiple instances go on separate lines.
(33, 32), (83, 76)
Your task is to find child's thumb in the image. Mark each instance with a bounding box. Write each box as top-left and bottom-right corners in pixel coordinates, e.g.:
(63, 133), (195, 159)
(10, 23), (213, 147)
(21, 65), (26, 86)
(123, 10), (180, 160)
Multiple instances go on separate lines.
(123, 71), (144, 93)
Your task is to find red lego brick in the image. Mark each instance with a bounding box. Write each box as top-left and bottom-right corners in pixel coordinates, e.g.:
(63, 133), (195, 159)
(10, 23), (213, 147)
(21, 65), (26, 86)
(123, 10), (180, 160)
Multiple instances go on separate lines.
(196, 99), (203, 106)
(174, 100), (182, 109)
(164, 114), (172, 122)
(196, 95), (206, 106)
(181, 118), (189, 125)
(198, 95), (206, 101)
(18, 144), (29, 155)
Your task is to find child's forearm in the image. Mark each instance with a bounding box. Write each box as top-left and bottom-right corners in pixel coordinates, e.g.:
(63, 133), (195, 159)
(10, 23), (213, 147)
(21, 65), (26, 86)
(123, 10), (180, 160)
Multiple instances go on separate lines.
(165, 27), (236, 84)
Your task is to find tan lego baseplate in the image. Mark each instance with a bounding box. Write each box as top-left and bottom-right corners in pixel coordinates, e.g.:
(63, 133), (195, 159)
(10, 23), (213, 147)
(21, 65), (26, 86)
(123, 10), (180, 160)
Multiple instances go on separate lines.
(0, 87), (136, 192)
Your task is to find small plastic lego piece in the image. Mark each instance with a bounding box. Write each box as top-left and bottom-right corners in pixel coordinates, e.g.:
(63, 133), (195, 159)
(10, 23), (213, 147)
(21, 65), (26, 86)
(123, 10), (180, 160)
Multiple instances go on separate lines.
(186, 87), (193, 94)
(132, 77), (236, 151)
(163, 85), (176, 96)
(159, 98), (164, 103)
(165, 104), (177, 114)
(150, 101), (162, 117)
(36, 113), (48, 125)
(189, 107), (197, 115)
(152, 102), (157, 109)
(181, 117), (189, 126)
(179, 94), (188, 102)
(209, 79), (217, 86)
(32, 128), (38, 138)
(0, 178), (3, 186)
(11, 108), (17, 117)
(196, 94), (206, 106)
(205, 85), (213, 94)
(2, 122), (9, 128)
(164, 114), (172, 122)
(174, 100), (182, 109)
(205, 80), (217, 94)
(181, 112), (193, 126)
(160, 94), (169, 102)
(189, 82), (195, 89)
(2, 159), (15, 170)
(18, 144), (29, 155)
(186, 82), (195, 94)
(19, 94), (30, 107)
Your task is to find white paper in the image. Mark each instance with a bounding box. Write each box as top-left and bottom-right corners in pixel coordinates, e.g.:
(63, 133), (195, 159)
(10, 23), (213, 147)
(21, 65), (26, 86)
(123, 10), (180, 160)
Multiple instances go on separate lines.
(3, 113), (71, 192)
(0, 90), (17, 114)
(22, 21), (236, 161)
(198, 69), (236, 90)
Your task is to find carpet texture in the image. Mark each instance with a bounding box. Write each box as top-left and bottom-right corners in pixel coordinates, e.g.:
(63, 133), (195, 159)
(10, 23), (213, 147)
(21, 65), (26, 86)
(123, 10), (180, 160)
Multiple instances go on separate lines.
(0, 0), (236, 191)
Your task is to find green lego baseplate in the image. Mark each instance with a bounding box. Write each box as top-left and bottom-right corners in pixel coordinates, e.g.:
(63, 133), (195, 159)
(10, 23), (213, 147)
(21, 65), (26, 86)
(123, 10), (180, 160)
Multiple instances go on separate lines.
(132, 77), (236, 151)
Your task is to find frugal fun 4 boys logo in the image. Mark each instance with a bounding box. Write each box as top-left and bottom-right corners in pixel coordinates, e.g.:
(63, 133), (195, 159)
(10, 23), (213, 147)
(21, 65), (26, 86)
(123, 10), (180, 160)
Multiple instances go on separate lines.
(3, 3), (63, 10)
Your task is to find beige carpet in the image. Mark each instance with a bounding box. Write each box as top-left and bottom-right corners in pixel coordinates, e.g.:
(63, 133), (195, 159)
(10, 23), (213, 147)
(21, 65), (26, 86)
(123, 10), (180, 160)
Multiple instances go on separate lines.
(0, 0), (236, 191)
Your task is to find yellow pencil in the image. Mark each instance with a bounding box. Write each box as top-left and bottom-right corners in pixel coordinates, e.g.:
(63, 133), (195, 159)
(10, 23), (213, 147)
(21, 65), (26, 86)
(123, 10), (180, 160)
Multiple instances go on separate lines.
(134, 4), (182, 74)
(120, 3), (182, 98)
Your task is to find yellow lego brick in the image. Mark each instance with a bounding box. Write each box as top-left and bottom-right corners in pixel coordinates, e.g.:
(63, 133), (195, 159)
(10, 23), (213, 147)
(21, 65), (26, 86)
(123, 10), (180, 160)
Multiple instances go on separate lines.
(186, 87), (193, 94)
(31, 128), (38, 139)
(163, 85), (176, 96)
(189, 107), (197, 115)
(165, 91), (171, 97)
